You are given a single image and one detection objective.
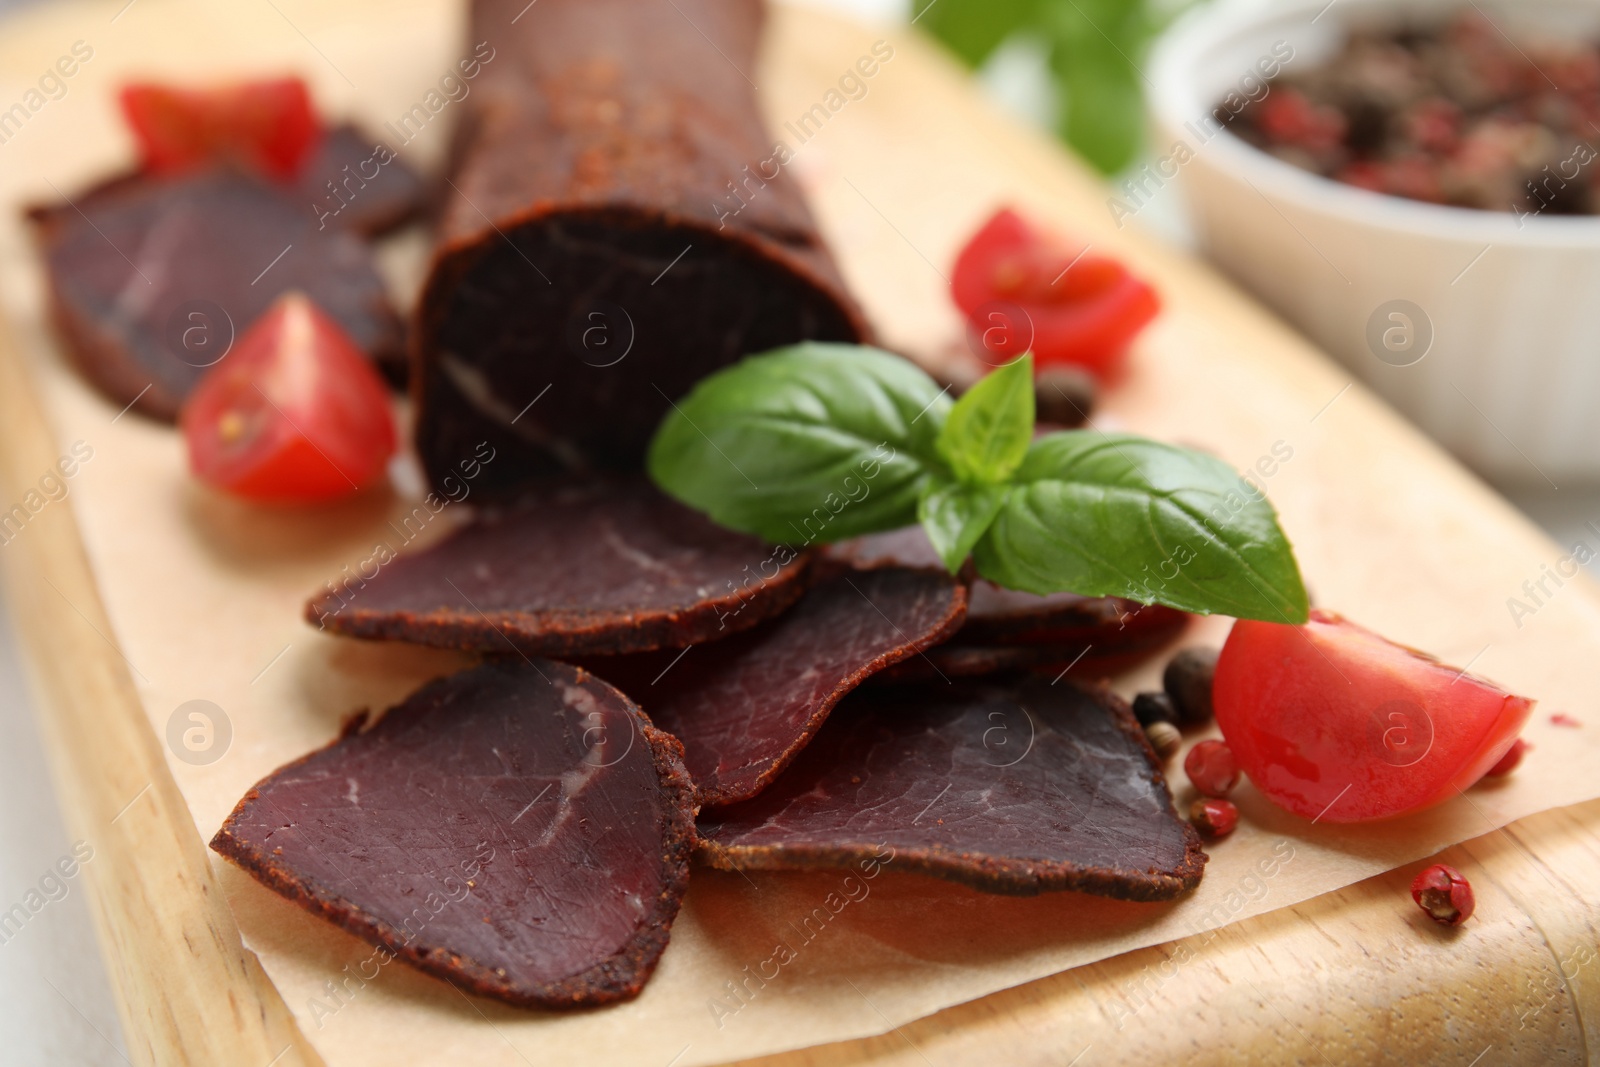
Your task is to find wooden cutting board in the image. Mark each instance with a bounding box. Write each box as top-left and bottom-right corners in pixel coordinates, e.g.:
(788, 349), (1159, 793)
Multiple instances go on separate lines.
(2, 2), (1599, 1065)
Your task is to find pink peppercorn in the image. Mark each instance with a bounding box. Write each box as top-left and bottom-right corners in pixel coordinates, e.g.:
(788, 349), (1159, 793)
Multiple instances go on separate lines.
(1411, 864), (1475, 926)
(1189, 797), (1238, 837)
(1184, 739), (1240, 798)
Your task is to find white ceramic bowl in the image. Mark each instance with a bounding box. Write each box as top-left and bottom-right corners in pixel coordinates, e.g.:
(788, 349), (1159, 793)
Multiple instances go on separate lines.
(1148, 0), (1600, 485)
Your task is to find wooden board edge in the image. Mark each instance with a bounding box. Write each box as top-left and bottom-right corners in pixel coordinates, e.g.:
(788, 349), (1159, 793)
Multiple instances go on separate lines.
(1, 10), (1593, 1065)
(726, 797), (1600, 1067)
(0, 306), (320, 1067)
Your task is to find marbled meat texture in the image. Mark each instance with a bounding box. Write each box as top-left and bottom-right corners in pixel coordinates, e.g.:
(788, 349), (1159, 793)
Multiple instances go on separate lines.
(210, 659), (697, 1008)
(698, 678), (1206, 899)
(412, 0), (870, 498)
(306, 479), (811, 657)
(583, 567), (967, 806)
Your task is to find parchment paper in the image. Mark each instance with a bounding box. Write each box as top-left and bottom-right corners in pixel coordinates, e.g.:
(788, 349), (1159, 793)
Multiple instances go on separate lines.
(4, 1), (1600, 1064)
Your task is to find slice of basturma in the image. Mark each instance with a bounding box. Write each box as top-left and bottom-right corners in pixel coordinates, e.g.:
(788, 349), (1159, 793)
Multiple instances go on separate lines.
(210, 659), (697, 1008)
(301, 124), (431, 236)
(412, 0), (870, 498)
(582, 567), (967, 807)
(825, 529), (1189, 680)
(33, 168), (405, 420)
(872, 642), (1062, 683)
(960, 581), (1189, 649)
(822, 526), (946, 572)
(29, 124), (429, 239)
(307, 479), (810, 656)
(697, 679), (1205, 899)
(875, 590), (1190, 684)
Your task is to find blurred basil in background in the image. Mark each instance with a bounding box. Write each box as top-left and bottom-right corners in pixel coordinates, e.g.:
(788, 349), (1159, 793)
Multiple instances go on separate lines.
(913, 0), (1195, 174)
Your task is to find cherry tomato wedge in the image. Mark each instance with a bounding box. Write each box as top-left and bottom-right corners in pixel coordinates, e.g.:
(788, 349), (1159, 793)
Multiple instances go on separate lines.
(180, 293), (395, 504)
(1213, 610), (1532, 823)
(119, 77), (320, 181)
(951, 208), (1160, 375)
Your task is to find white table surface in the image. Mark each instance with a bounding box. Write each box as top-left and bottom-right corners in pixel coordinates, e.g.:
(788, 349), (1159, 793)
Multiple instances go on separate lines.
(2, 0), (1596, 1061)
(0, 598), (128, 1066)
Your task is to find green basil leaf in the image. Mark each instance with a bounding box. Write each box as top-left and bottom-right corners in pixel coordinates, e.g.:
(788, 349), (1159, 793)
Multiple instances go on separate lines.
(971, 432), (1310, 622)
(1049, 38), (1145, 174)
(1041, 0), (1157, 174)
(914, 0), (1041, 68)
(647, 343), (953, 545)
(936, 353), (1034, 485)
(917, 480), (1008, 573)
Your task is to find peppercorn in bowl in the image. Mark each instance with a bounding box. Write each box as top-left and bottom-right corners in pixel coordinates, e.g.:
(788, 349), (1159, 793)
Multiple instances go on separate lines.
(1148, 0), (1600, 484)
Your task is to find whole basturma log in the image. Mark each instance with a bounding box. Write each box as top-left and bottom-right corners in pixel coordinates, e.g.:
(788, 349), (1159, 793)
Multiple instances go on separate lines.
(211, 659), (698, 1008)
(698, 678), (1206, 899)
(414, 0), (870, 498)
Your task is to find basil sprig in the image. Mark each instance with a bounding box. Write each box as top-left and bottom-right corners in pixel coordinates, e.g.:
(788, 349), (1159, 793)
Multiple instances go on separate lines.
(647, 342), (1309, 623)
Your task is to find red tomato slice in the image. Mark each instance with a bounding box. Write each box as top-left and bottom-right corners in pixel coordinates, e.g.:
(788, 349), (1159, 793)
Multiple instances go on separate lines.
(119, 77), (321, 181)
(1213, 610), (1533, 823)
(951, 208), (1160, 376)
(180, 293), (395, 504)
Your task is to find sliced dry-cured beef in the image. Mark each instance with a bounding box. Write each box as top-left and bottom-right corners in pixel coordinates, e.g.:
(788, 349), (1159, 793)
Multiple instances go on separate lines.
(698, 678), (1206, 899)
(210, 658), (697, 1008)
(302, 124), (431, 236)
(308, 479), (810, 657)
(823, 526), (946, 572)
(30, 124), (429, 240)
(413, 0), (870, 499)
(875, 638), (1181, 685)
(961, 581), (1189, 649)
(827, 528), (1189, 680)
(34, 168), (405, 420)
(876, 588), (1191, 683)
(874, 642), (1062, 683)
(582, 567), (967, 807)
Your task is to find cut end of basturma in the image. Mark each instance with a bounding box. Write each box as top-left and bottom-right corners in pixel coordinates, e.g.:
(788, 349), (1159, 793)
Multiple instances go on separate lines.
(583, 567), (968, 808)
(32, 168), (405, 421)
(210, 659), (697, 1008)
(307, 479), (810, 656)
(412, 0), (869, 498)
(697, 679), (1206, 900)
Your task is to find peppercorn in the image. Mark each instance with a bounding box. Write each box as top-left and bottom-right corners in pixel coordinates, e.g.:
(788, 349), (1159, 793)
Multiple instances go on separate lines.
(1145, 721), (1181, 762)
(1185, 738), (1240, 797)
(1163, 646), (1219, 727)
(1484, 738), (1528, 777)
(1132, 691), (1179, 728)
(1189, 797), (1238, 837)
(1034, 366), (1096, 427)
(1411, 864), (1474, 926)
